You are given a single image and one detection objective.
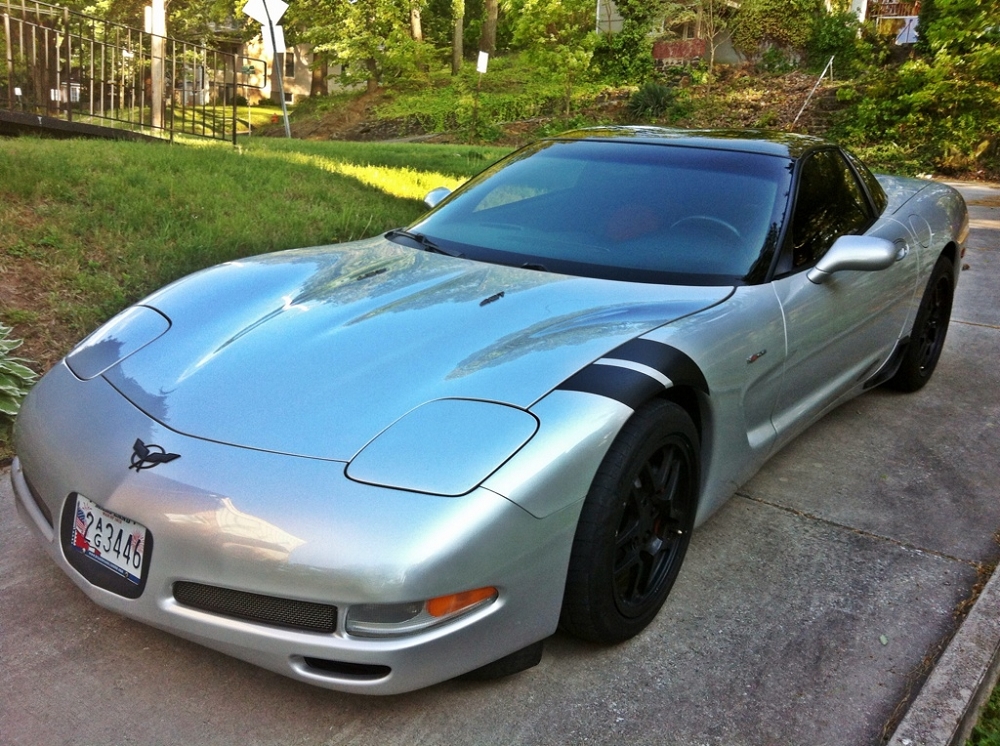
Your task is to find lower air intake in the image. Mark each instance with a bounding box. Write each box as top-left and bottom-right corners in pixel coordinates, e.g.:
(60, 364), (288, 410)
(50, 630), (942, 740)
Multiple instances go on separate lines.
(302, 658), (391, 680)
(173, 581), (337, 633)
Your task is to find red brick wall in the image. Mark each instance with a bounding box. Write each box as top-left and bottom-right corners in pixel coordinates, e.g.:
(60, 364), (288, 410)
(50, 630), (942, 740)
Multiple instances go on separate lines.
(651, 38), (707, 65)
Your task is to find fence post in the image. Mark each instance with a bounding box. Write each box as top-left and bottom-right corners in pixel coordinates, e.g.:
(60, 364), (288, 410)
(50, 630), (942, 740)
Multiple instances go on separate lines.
(231, 51), (237, 145)
(4, 12), (15, 111)
(63, 6), (70, 120)
(150, 0), (164, 130)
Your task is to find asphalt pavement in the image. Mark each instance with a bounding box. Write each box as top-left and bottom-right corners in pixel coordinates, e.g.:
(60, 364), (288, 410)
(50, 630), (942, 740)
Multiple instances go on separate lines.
(1, 181), (998, 746)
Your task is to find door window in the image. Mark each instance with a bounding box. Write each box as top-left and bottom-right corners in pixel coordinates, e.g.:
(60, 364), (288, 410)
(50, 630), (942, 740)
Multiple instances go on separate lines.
(786, 149), (873, 272)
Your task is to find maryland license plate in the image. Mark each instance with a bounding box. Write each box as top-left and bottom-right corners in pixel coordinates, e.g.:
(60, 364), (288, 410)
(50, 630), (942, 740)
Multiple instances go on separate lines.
(70, 494), (148, 585)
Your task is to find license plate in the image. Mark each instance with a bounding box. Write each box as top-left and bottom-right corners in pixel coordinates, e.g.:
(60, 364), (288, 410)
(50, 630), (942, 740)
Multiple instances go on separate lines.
(70, 494), (148, 585)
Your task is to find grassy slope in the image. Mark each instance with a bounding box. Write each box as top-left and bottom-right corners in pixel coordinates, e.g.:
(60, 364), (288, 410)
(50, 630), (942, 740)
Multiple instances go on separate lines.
(0, 137), (509, 372)
(0, 136), (512, 455)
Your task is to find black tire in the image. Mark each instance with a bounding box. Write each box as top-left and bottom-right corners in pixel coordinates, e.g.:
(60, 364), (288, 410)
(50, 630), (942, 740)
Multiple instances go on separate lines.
(560, 400), (699, 643)
(888, 255), (955, 393)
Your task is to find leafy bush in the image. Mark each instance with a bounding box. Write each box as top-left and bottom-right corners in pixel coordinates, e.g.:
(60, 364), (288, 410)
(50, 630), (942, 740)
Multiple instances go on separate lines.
(0, 324), (37, 445)
(807, 10), (862, 71)
(628, 81), (677, 118)
(831, 0), (1000, 177)
(834, 57), (1000, 176)
(756, 45), (798, 73)
(592, 26), (654, 85)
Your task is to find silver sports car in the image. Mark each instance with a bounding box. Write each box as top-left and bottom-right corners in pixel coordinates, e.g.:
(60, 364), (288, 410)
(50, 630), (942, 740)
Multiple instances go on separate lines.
(12, 127), (968, 694)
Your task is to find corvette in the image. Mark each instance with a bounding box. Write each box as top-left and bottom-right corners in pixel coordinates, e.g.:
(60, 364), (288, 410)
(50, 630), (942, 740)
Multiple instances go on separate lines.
(12, 128), (968, 694)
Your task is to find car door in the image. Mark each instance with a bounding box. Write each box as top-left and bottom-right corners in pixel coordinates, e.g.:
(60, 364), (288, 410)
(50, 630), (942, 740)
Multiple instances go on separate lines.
(769, 148), (917, 445)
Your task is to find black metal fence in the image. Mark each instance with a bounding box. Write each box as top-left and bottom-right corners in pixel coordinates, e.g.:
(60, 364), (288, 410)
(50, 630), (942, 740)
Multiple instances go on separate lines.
(1, 0), (265, 143)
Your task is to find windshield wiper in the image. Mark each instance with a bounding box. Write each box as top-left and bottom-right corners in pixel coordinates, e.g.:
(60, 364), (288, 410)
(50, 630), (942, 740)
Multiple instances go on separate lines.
(521, 262), (549, 272)
(385, 229), (464, 258)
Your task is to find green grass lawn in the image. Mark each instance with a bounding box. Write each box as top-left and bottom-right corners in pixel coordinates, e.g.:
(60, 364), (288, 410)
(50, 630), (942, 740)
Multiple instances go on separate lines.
(0, 136), (510, 395)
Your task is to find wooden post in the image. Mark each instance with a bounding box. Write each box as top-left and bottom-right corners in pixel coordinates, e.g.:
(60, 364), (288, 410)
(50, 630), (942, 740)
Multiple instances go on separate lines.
(4, 13), (15, 111)
(150, 0), (165, 130)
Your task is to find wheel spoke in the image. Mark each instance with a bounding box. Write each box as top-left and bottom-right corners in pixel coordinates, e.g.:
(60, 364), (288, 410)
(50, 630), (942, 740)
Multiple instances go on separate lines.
(610, 442), (694, 608)
(615, 518), (641, 554)
(918, 280), (949, 370)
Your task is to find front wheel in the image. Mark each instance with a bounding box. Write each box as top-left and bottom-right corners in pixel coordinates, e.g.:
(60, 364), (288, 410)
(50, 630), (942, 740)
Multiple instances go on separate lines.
(888, 255), (955, 393)
(560, 400), (699, 643)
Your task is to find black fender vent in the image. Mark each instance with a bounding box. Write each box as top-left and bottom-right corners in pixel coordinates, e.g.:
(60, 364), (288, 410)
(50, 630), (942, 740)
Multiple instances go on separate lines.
(173, 581), (337, 634)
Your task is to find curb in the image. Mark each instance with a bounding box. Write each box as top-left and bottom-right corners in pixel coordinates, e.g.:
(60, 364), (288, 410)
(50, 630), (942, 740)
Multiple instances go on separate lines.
(889, 564), (1000, 746)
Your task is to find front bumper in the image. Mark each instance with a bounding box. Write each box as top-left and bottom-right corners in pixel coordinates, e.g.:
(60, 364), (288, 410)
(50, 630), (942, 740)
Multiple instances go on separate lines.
(12, 363), (582, 694)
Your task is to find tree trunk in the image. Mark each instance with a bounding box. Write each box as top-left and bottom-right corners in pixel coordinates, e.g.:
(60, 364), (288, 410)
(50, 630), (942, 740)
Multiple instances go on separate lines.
(365, 58), (379, 93)
(410, 4), (423, 41)
(479, 0), (497, 55)
(452, 7), (464, 75)
(310, 58), (328, 97)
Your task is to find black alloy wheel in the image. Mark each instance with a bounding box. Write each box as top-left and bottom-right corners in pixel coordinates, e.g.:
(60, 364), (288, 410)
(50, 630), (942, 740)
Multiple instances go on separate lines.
(889, 255), (955, 392)
(560, 400), (699, 643)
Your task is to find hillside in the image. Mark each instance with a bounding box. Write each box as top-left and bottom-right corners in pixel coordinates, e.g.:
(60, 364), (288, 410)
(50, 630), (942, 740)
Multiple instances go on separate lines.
(263, 69), (846, 148)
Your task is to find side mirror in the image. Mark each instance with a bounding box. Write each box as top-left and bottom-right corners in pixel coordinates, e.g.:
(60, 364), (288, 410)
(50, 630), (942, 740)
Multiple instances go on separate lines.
(423, 187), (452, 210)
(807, 235), (900, 284)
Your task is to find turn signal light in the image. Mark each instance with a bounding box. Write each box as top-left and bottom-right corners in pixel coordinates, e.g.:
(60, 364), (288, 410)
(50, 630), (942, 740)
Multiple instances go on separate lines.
(427, 587), (498, 617)
(345, 586), (498, 638)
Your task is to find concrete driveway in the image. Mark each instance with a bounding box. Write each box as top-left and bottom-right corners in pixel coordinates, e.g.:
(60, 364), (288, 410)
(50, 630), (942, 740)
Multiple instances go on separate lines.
(2, 182), (998, 746)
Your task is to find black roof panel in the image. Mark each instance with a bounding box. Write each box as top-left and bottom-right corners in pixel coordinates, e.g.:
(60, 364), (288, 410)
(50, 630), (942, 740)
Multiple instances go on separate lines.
(551, 126), (828, 159)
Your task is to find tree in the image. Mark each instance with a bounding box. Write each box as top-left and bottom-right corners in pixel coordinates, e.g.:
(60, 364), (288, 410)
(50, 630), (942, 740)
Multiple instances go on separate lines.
(76, 0), (238, 42)
(452, 0), (465, 74)
(693, 0), (732, 70)
(916, 0), (1000, 58)
(512, 0), (597, 112)
(410, 0), (424, 41)
(479, 0), (498, 54)
(593, 0), (691, 83)
(838, 0), (1000, 176)
(292, 0), (416, 93)
(913, 0), (941, 56)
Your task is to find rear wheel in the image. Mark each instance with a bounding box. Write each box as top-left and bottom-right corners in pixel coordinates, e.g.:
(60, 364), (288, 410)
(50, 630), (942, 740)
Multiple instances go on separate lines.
(888, 256), (955, 392)
(560, 400), (699, 643)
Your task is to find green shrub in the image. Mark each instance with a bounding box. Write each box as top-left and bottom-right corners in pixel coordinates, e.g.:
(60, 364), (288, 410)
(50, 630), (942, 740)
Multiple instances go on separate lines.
(832, 55), (1000, 177)
(807, 10), (862, 71)
(592, 27), (654, 85)
(0, 324), (37, 445)
(628, 81), (677, 118)
(757, 45), (797, 73)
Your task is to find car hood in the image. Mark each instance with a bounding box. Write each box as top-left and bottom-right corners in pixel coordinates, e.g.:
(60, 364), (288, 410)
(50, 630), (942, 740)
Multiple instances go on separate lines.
(96, 238), (732, 461)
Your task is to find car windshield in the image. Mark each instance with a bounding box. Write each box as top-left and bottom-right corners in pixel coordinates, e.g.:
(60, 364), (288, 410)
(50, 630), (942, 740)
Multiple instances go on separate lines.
(406, 138), (793, 285)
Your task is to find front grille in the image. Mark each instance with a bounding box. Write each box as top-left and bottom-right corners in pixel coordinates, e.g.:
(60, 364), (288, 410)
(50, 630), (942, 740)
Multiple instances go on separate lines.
(173, 581), (337, 633)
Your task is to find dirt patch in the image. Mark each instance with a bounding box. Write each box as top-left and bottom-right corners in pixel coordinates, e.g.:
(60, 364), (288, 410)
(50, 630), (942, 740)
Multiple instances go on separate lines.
(0, 258), (69, 373)
(259, 90), (432, 142)
(0, 204), (74, 373)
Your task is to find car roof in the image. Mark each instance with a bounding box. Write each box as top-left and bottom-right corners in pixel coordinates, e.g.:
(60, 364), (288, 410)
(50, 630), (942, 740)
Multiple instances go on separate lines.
(550, 126), (829, 160)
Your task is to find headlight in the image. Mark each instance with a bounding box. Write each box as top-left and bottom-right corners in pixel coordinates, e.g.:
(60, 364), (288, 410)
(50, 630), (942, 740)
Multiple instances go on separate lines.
(345, 587), (498, 638)
(66, 305), (170, 380)
(346, 399), (538, 496)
